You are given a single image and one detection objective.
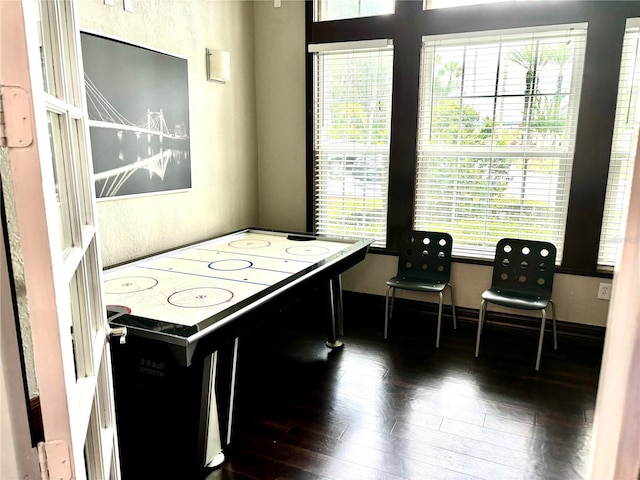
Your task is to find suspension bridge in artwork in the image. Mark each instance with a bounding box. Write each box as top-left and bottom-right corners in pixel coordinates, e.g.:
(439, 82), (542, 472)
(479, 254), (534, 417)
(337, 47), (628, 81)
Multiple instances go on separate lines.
(84, 74), (189, 198)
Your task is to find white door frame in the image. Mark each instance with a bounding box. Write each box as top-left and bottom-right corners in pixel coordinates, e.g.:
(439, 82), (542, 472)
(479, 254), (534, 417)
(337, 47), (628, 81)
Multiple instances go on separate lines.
(1, 0), (75, 459)
(1, 1), (122, 478)
(588, 133), (640, 479)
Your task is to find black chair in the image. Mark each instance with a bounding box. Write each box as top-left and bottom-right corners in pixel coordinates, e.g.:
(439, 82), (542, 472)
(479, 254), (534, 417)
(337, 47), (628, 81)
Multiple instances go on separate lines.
(475, 238), (557, 370)
(384, 231), (457, 347)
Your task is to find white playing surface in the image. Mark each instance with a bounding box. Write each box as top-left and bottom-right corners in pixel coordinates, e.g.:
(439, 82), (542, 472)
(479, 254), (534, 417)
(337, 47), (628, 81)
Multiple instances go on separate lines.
(103, 231), (352, 327)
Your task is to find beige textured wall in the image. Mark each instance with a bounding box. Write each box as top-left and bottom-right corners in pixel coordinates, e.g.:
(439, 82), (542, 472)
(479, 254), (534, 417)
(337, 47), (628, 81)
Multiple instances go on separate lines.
(79, 0), (259, 267)
(254, 0), (307, 232)
(252, 0), (612, 327)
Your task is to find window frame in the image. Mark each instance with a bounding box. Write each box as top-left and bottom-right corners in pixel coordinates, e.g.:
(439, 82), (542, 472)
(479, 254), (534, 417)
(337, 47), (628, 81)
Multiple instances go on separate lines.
(414, 24), (588, 263)
(306, 1), (639, 277)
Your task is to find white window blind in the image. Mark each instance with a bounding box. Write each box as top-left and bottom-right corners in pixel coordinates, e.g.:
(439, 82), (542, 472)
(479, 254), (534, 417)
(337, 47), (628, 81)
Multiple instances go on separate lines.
(598, 18), (640, 268)
(415, 25), (588, 261)
(313, 42), (393, 247)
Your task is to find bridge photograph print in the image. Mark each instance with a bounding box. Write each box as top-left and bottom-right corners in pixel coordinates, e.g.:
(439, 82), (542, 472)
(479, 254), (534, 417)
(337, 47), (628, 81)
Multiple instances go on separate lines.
(80, 32), (191, 199)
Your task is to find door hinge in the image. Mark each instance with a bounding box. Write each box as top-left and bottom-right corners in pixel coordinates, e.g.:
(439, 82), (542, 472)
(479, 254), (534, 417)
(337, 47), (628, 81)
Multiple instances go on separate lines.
(37, 440), (73, 480)
(0, 86), (33, 148)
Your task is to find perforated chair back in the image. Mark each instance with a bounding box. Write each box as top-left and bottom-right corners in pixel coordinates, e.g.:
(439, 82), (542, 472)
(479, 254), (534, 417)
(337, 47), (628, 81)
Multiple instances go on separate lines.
(490, 238), (557, 300)
(397, 231), (453, 283)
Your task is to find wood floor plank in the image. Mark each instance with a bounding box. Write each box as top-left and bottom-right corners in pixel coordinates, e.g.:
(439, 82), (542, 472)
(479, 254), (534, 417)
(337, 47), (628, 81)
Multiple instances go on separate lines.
(185, 294), (602, 479)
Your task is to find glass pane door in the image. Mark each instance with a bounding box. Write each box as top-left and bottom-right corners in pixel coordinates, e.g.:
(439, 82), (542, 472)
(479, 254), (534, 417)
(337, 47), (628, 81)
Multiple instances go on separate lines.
(2, 0), (122, 478)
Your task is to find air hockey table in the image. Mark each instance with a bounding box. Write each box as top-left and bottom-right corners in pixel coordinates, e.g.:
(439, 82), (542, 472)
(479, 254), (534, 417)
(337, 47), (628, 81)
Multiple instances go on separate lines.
(104, 228), (372, 477)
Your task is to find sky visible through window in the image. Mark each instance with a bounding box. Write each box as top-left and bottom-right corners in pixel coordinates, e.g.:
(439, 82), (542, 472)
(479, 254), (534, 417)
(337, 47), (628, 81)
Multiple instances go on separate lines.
(426, 0), (569, 9)
(317, 1), (570, 22)
(317, 0), (394, 21)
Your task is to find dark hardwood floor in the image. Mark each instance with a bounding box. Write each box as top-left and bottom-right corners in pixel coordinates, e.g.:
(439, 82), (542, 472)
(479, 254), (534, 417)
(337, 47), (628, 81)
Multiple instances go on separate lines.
(207, 292), (603, 480)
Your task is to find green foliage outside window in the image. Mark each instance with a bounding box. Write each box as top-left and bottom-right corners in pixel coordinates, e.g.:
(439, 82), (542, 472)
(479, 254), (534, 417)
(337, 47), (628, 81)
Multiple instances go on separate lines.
(416, 39), (576, 252)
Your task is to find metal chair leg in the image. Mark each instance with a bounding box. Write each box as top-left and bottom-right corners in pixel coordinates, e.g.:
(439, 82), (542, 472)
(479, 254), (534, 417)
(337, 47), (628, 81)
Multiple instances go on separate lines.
(389, 288), (395, 318)
(448, 283), (457, 330)
(550, 300), (557, 350)
(384, 286), (393, 339)
(436, 291), (443, 348)
(536, 309), (547, 371)
(475, 300), (487, 358)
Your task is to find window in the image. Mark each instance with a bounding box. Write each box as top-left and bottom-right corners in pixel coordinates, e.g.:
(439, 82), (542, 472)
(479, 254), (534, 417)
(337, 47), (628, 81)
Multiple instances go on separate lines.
(311, 40), (393, 247)
(414, 25), (588, 261)
(425, 0), (569, 9)
(315, 0), (394, 22)
(598, 18), (640, 268)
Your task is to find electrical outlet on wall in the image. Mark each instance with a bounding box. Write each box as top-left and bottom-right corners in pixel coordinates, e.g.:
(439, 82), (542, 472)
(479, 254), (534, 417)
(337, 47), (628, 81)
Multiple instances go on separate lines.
(598, 283), (612, 300)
